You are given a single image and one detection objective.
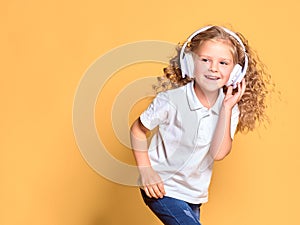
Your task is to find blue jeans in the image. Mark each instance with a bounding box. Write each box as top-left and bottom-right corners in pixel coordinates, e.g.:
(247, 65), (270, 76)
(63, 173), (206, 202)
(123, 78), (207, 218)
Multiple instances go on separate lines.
(140, 189), (202, 225)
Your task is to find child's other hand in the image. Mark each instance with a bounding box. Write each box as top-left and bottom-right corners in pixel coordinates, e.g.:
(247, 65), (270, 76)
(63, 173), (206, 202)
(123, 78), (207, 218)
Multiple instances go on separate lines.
(223, 79), (246, 110)
(139, 166), (165, 199)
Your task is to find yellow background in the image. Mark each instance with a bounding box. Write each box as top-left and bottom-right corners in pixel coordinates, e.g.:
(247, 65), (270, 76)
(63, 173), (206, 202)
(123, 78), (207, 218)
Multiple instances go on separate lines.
(1, 0), (299, 225)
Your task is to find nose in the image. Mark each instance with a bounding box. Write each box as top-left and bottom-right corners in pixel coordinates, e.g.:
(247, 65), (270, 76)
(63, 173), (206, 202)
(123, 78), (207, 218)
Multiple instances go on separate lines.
(208, 61), (218, 72)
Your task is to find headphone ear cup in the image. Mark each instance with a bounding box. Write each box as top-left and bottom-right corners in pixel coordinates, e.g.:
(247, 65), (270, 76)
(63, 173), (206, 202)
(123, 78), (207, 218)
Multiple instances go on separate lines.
(181, 52), (195, 78)
(226, 64), (242, 88)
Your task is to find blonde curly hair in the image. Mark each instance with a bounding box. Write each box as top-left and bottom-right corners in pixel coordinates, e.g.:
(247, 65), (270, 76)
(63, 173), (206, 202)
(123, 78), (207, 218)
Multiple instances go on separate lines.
(154, 26), (274, 133)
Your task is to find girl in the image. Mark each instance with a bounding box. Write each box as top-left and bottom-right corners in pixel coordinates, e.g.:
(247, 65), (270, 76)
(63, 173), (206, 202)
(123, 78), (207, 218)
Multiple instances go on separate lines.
(130, 25), (271, 225)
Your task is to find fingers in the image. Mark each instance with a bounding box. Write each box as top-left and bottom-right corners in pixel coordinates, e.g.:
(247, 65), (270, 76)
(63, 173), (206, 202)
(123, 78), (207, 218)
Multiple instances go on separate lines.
(157, 182), (166, 199)
(139, 166), (165, 199)
(223, 79), (246, 108)
(225, 85), (233, 98)
(157, 182), (166, 196)
(144, 182), (165, 199)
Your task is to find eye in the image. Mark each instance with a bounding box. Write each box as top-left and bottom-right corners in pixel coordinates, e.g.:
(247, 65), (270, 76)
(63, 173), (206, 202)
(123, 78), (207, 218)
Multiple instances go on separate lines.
(200, 58), (209, 62)
(220, 61), (229, 65)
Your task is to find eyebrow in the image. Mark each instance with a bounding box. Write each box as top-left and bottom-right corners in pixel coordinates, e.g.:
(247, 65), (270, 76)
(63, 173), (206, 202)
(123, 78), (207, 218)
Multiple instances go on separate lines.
(197, 54), (233, 62)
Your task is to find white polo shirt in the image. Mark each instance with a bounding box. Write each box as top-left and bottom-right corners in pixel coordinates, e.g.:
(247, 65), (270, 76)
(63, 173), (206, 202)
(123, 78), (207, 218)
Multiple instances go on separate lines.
(140, 81), (240, 204)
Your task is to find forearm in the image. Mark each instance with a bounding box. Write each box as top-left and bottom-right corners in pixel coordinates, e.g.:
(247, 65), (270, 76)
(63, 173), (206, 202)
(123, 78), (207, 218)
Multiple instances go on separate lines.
(209, 106), (233, 160)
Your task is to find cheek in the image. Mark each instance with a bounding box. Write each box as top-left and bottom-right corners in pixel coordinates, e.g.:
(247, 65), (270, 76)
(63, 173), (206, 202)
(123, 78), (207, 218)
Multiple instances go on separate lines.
(194, 61), (209, 75)
(220, 66), (234, 79)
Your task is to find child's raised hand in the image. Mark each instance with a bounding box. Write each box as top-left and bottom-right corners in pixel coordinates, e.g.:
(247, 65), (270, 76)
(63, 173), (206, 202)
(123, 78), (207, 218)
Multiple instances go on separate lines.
(139, 166), (165, 199)
(223, 79), (246, 110)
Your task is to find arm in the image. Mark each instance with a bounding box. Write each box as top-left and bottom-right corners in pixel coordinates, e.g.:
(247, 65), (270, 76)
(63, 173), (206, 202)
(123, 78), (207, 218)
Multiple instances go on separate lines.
(209, 106), (233, 160)
(130, 118), (165, 198)
(209, 80), (246, 160)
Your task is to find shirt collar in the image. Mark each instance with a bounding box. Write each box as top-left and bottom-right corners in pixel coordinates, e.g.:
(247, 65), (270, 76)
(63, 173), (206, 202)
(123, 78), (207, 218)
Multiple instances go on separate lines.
(186, 81), (224, 115)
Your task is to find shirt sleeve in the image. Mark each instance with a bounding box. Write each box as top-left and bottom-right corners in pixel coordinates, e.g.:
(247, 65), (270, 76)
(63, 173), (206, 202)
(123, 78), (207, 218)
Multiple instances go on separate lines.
(140, 92), (170, 130)
(230, 103), (240, 139)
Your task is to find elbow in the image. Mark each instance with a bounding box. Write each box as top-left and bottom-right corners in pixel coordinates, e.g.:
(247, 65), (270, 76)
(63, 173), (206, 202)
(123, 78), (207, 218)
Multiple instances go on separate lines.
(213, 138), (233, 161)
(213, 145), (232, 161)
(214, 151), (230, 161)
(214, 155), (223, 161)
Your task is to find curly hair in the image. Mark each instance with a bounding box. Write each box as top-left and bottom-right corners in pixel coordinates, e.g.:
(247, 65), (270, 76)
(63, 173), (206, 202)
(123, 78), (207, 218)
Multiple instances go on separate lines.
(153, 26), (274, 133)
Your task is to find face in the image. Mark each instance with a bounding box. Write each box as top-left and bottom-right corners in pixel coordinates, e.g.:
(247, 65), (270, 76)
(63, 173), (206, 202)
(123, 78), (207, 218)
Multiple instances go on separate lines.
(192, 40), (234, 92)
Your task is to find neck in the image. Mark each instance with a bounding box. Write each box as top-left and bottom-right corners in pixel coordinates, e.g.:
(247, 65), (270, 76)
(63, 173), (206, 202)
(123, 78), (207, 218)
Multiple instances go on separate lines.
(193, 83), (219, 109)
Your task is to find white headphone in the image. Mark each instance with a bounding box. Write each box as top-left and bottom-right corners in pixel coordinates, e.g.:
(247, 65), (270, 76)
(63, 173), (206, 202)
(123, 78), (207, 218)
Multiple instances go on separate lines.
(179, 26), (248, 88)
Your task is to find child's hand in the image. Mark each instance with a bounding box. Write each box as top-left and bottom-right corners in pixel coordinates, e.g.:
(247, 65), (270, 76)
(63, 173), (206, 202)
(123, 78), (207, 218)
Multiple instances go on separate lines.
(223, 79), (246, 110)
(139, 166), (165, 199)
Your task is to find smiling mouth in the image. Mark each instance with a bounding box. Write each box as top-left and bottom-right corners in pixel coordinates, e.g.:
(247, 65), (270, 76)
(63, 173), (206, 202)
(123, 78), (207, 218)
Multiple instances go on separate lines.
(204, 75), (220, 80)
